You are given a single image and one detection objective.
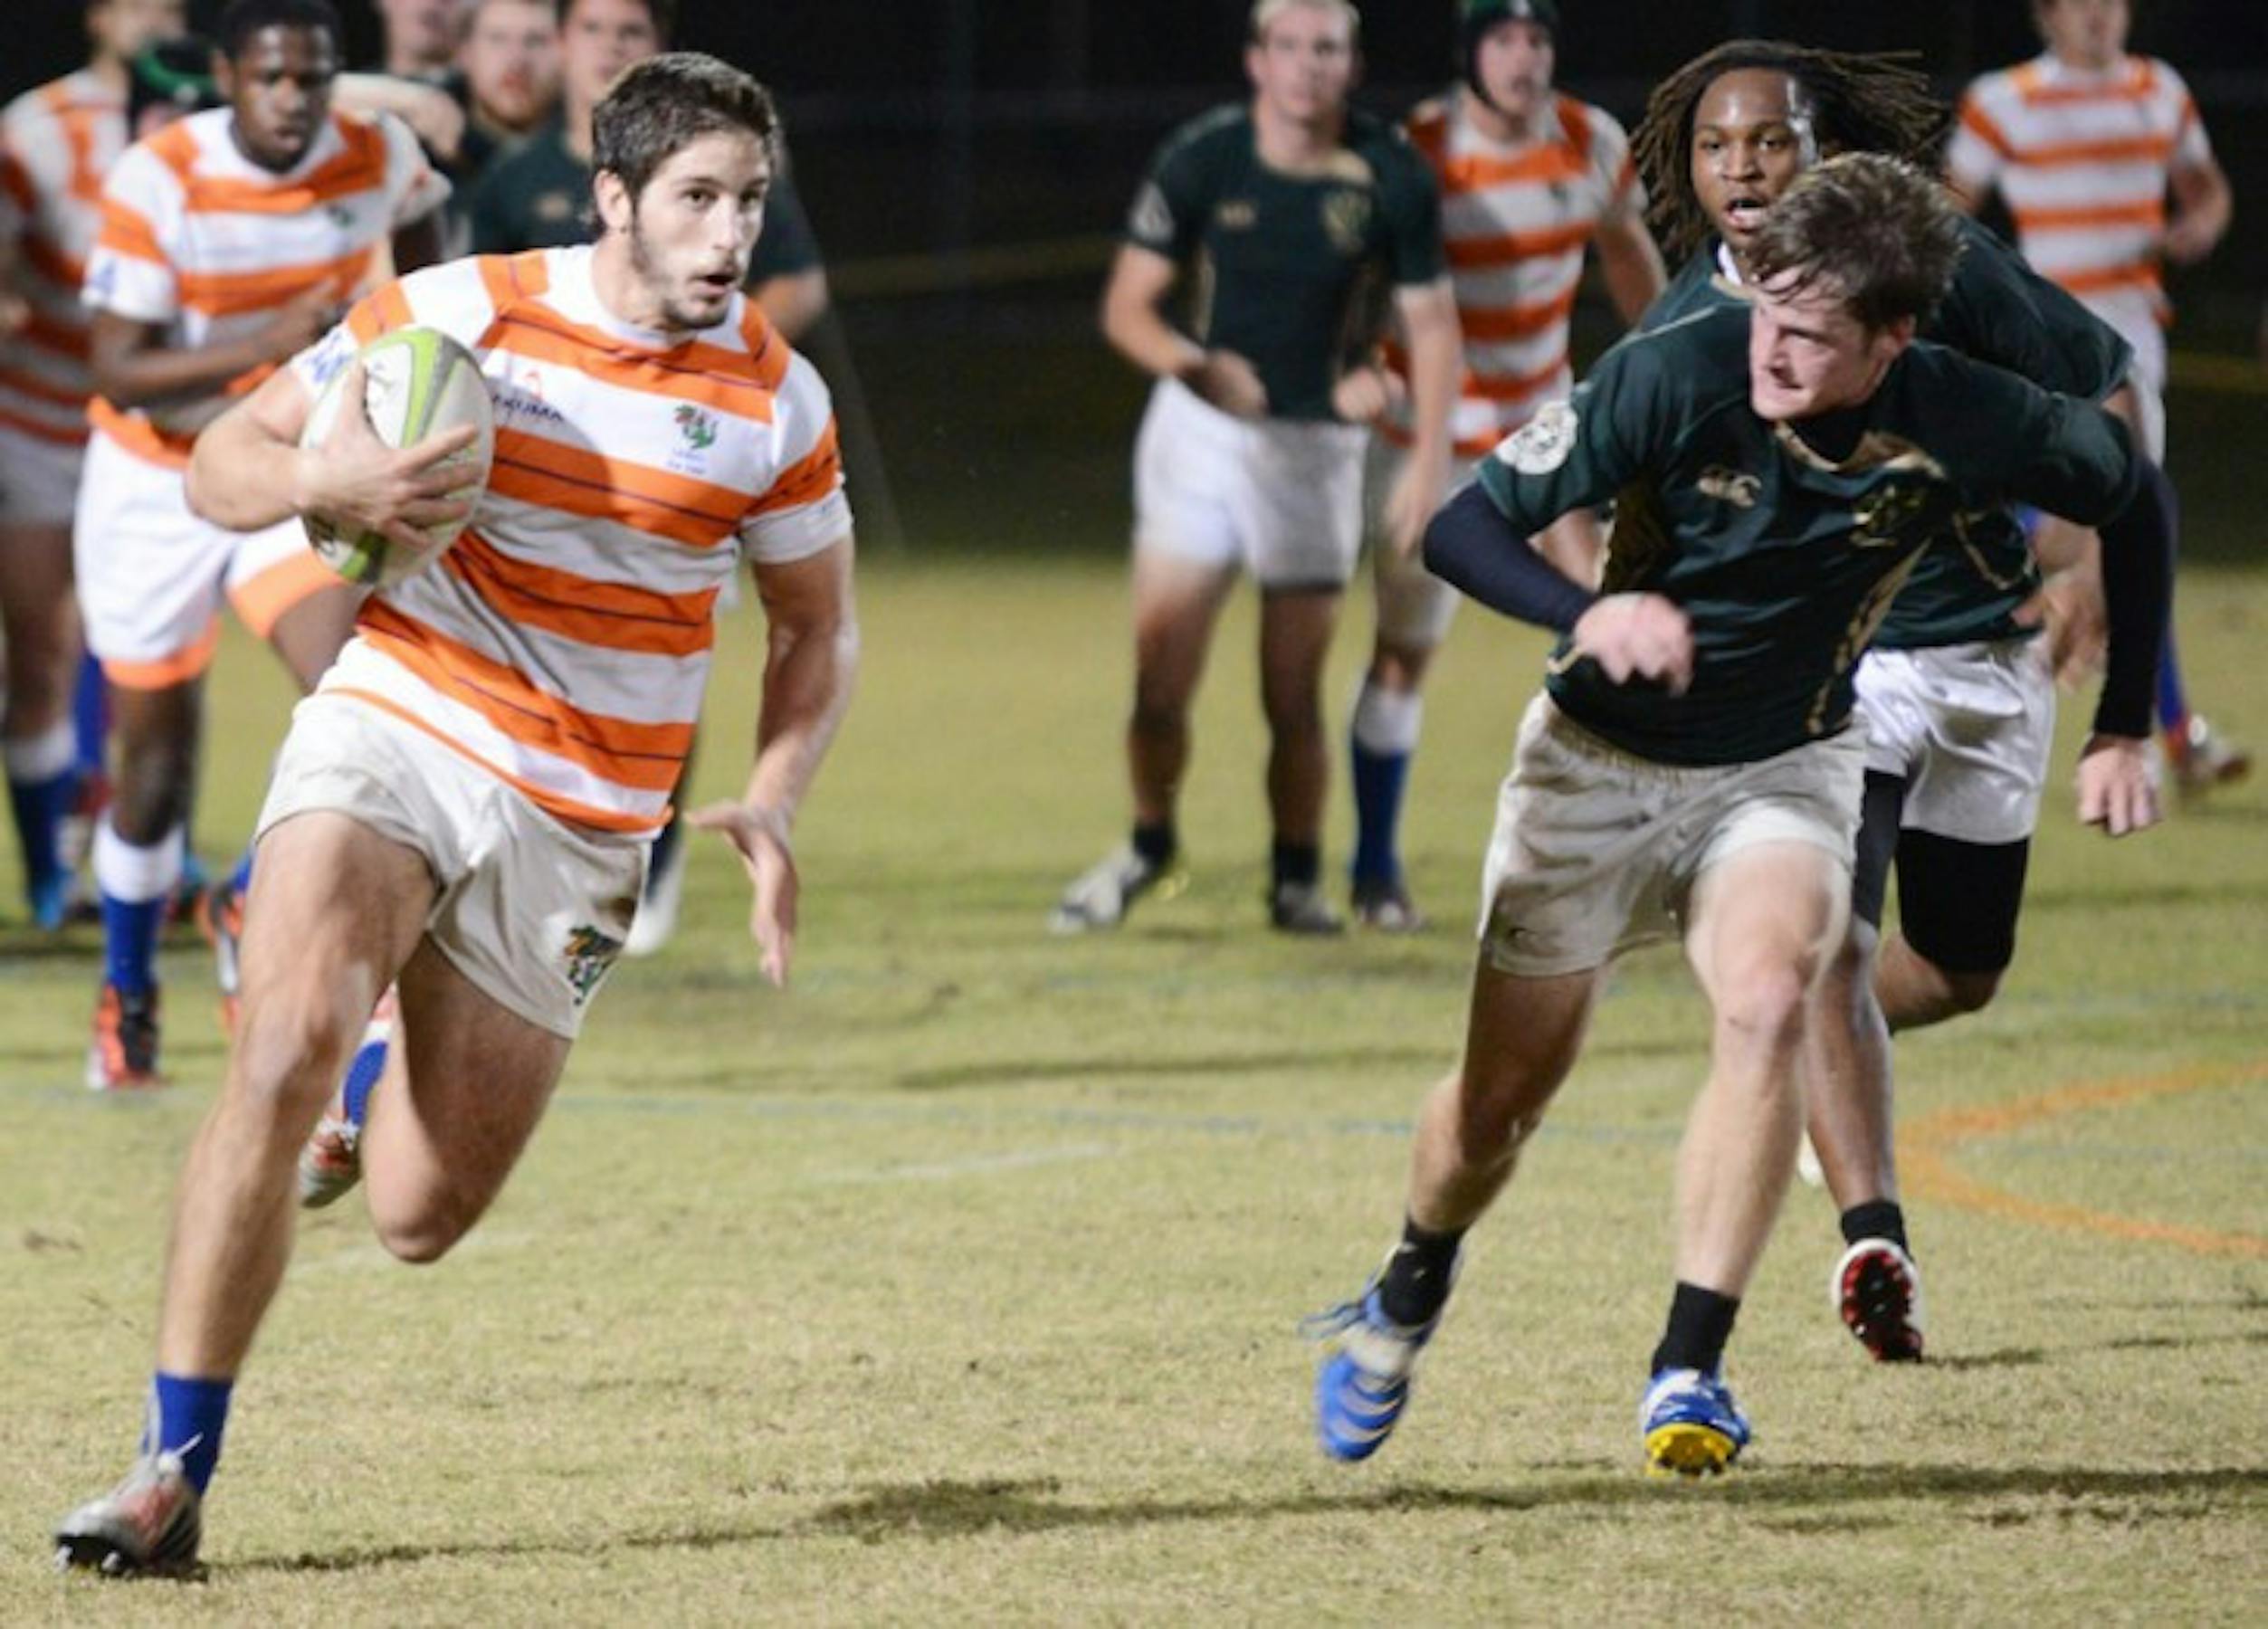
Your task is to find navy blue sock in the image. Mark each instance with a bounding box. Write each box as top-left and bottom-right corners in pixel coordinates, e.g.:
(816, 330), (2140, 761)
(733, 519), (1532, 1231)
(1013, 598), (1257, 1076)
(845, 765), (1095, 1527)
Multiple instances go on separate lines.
(1651, 1281), (1740, 1377)
(1349, 736), (1410, 886)
(100, 894), (166, 996)
(146, 1373), (233, 1496)
(6, 766), (74, 895)
(72, 653), (107, 779)
(2156, 625), (2188, 736)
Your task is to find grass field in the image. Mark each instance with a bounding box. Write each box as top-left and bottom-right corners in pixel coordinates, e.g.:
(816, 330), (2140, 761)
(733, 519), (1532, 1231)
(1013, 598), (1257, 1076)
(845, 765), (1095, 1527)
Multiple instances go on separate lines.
(3, 524), (2265, 1615)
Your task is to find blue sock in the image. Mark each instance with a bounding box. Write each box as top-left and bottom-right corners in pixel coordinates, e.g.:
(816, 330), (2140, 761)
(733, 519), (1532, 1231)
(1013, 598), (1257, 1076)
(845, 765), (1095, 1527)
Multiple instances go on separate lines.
(100, 895), (167, 996)
(228, 847), (254, 899)
(2155, 627), (2188, 737)
(1349, 737), (1410, 886)
(71, 653), (107, 780)
(341, 1032), (386, 1129)
(146, 1374), (233, 1496)
(6, 768), (74, 902)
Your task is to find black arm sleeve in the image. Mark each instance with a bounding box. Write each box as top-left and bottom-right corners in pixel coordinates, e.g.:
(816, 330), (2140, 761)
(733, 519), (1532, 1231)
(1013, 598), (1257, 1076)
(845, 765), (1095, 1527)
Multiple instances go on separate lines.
(1421, 482), (1597, 634)
(2090, 454), (2176, 739)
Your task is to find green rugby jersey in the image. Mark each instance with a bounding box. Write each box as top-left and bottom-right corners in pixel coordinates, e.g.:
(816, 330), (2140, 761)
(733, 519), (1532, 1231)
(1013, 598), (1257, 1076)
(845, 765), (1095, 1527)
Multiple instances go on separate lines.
(1124, 105), (1444, 422)
(1641, 217), (2132, 649)
(1476, 305), (2139, 765)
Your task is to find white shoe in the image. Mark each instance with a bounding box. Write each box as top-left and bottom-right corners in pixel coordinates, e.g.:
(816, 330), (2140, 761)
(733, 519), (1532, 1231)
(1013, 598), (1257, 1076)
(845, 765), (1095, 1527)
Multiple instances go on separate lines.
(1048, 843), (1184, 934)
(1796, 1133), (1825, 1188)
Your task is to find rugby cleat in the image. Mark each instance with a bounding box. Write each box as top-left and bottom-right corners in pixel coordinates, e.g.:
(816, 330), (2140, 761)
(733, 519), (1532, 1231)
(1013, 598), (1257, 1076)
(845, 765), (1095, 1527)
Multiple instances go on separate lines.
(299, 990), (396, 1208)
(1350, 875), (1425, 933)
(1641, 1367), (1751, 1477)
(1048, 843), (1186, 934)
(1306, 1281), (1445, 1462)
(1268, 880), (1345, 937)
(52, 1452), (202, 1578)
(86, 983), (164, 1091)
(1834, 1237), (1927, 1362)
(2166, 714), (2251, 796)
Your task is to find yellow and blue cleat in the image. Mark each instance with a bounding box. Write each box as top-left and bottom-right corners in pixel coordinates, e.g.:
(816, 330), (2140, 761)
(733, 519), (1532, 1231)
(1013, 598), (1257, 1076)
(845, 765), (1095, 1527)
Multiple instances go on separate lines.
(1641, 1367), (1750, 1477)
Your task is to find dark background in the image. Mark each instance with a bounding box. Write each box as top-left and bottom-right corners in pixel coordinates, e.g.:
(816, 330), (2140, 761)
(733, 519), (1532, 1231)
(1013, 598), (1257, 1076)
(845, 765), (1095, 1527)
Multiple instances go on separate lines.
(9, 3), (2261, 555)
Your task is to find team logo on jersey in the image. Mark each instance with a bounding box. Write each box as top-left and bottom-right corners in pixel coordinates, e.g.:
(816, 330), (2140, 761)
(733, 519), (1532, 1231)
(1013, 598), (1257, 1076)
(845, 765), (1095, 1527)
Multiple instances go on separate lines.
(1497, 400), (1578, 474)
(561, 923), (624, 1005)
(1321, 188), (1372, 255)
(1215, 199), (1256, 231)
(1851, 480), (1933, 549)
(1129, 181), (1175, 244)
(675, 405), (719, 452)
(1696, 466), (1761, 510)
(304, 327), (356, 388)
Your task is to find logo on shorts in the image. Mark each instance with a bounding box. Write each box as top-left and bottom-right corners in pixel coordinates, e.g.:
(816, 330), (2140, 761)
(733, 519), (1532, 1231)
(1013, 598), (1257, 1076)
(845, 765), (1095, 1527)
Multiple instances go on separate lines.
(1497, 400), (1578, 475)
(561, 923), (624, 1005)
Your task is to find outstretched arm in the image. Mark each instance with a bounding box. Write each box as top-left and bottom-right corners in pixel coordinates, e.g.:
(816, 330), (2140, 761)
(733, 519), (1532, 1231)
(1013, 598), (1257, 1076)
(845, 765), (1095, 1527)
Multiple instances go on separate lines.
(691, 538), (860, 986)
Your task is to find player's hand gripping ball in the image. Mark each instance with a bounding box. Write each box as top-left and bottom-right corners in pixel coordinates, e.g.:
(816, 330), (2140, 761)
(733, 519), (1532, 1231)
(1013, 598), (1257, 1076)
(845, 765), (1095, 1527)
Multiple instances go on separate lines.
(300, 325), (495, 588)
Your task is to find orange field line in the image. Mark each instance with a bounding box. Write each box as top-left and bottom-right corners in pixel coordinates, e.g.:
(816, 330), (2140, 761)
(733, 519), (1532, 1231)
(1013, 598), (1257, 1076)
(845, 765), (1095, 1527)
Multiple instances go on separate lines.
(1898, 1058), (2268, 1258)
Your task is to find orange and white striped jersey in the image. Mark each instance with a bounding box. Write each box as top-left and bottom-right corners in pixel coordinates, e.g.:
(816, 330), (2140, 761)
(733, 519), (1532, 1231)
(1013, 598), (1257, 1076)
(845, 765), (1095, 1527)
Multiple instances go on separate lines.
(1947, 52), (2213, 388)
(291, 247), (851, 836)
(82, 103), (447, 467)
(0, 71), (126, 447)
(1384, 91), (1643, 459)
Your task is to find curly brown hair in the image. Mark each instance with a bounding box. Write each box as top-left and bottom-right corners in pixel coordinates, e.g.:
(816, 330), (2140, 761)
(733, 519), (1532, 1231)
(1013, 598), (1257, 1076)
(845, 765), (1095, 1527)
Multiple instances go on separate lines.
(1632, 41), (1948, 264)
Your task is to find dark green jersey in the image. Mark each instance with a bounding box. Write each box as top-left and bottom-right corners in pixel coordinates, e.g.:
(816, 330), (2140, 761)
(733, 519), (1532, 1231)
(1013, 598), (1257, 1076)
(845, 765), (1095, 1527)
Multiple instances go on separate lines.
(1641, 218), (2133, 649)
(1124, 105), (1444, 421)
(1476, 305), (2138, 766)
(463, 118), (824, 283)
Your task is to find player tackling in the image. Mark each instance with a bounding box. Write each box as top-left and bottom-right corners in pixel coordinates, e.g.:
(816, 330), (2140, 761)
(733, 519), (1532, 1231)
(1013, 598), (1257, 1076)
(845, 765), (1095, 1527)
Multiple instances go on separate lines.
(53, 50), (857, 1576)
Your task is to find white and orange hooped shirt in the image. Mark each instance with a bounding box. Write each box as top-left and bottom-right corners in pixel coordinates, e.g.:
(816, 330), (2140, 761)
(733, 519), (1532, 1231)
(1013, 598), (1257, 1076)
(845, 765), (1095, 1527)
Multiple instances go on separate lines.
(1383, 92), (1644, 461)
(292, 247), (851, 838)
(0, 70), (127, 450)
(1947, 52), (2216, 391)
(81, 103), (448, 469)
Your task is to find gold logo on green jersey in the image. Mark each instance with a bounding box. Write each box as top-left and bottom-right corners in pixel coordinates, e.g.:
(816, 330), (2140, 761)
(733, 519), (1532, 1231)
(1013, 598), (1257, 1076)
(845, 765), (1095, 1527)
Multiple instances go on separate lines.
(1321, 188), (1372, 254)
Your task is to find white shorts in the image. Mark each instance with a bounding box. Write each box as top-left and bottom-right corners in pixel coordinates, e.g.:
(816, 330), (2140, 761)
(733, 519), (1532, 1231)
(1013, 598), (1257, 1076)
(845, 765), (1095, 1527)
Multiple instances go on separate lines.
(72, 429), (338, 690)
(1366, 443), (1482, 650)
(257, 691), (649, 1039)
(0, 423), (84, 528)
(1132, 377), (1366, 589)
(1855, 637), (2054, 846)
(1476, 695), (1867, 976)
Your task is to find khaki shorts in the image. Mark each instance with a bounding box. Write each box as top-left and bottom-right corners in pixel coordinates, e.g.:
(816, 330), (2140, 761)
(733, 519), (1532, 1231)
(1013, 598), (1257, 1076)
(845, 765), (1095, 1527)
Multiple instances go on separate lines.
(1856, 638), (2054, 846)
(1476, 696), (1867, 976)
(1133, 377), (1366, 589)
(257, 692), (649, 1038)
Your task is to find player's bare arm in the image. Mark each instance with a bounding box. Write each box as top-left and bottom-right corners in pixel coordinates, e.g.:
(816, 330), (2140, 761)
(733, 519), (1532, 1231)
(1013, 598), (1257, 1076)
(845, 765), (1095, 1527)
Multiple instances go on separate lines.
(690, 536), (860, 986)
(87, 293), (338, 414)
(1595, 207), (1669, 326)
(186, 359), (474, 541)
(2162, 150), (2231, 265)
(1381, 276), (1462, 557)
(1101, 242), (1265, 418)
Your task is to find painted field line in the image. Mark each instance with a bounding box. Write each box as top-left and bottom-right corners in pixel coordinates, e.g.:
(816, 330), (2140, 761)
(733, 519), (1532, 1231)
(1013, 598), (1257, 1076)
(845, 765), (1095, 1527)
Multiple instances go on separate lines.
(1901, 1057), (2268, 1259)
(808, 1141), (1120, 1185)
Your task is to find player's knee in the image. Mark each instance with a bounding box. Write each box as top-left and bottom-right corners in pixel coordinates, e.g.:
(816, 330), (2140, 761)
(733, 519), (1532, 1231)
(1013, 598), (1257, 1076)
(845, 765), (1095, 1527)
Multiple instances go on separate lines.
(229, 999), (357, 1121)
(1714, 968), (1814, 1062)
(372, 1210), (467, 1266)
(1937, 966), (2004, 1016)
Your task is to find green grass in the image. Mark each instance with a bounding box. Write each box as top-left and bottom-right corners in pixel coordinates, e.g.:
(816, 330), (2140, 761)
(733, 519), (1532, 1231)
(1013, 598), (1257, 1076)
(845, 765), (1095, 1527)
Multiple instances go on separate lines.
(2, 550), (2264, 1623)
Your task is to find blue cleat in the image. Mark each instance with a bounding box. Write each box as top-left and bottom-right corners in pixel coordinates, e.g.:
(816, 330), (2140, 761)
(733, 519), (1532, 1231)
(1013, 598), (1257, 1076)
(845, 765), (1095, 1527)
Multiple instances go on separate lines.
(1306, 1283), (1445, 1462)
(1640, 1367), (1751, 1477)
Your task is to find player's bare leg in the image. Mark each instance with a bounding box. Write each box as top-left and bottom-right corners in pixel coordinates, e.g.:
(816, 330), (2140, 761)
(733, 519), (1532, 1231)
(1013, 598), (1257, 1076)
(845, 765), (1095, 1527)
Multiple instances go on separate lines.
(1873, 931), (2003, 1028)
(358, 941), (571, 1263)
(0, 519), (84, 926)
(156, 810), (434, 1377)
(1258, 584), (1342, 930)
(1053, 549), (1233, 932)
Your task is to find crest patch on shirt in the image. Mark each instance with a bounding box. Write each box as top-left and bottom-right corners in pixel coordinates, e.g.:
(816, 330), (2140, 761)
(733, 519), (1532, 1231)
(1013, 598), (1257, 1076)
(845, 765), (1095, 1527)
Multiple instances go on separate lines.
(1498, 400), (1578, 474)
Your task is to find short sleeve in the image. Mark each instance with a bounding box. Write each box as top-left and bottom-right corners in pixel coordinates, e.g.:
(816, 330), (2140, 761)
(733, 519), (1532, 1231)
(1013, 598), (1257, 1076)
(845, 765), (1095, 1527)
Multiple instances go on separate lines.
(1379, 140), (1445, 286)
(1123, 129), (1207, 264)
(2157, 62), (2215, 174)
(1476, 326), (1672, 532)
(82, 142), (184, 324)
(738, 351), (852, 564)
(1585, 106), (1645, 224)
(1945, 81), (2011, 198)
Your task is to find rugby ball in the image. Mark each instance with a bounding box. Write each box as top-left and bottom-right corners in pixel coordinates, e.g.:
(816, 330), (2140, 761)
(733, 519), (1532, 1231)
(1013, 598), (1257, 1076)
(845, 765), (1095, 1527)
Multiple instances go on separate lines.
(300, 325), (494, 588)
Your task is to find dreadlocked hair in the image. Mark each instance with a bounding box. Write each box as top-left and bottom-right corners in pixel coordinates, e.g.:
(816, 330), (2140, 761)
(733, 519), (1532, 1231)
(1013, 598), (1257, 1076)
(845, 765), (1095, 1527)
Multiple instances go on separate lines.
(1632, 40), (1949, 263)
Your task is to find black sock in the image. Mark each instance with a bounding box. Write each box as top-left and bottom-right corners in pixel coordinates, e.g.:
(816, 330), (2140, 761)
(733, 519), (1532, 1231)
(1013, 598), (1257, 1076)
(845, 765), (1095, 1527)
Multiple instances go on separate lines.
(1650, 1281), (1740, 1376)
(1377, 1215), (1463, 1327)
(1271, 839), (1320, 891)
(1131, 821), (1177, 868)
(1840, 1199), (1910, 1253)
